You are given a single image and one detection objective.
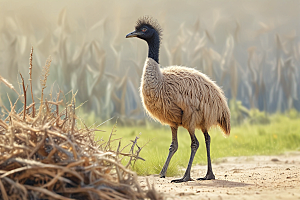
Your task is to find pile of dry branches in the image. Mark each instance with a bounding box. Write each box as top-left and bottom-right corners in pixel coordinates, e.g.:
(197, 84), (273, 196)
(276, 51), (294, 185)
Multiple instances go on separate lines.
(0, 48), (161, 200)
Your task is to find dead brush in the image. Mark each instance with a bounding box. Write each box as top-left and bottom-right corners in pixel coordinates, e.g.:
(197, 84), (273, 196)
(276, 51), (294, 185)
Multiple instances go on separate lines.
(0, 48), (162, 200)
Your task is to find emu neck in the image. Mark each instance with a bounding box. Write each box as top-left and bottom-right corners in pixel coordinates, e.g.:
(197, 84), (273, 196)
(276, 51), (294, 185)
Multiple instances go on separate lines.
(146, 32), (160, 63)
(142, 57), (162, 93)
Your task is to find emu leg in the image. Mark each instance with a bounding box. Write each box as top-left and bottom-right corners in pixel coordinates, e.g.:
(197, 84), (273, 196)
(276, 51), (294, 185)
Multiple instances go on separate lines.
(171, 131), (199, 183)
(197, 131), (215, 180)
(159, 126), (178, 178)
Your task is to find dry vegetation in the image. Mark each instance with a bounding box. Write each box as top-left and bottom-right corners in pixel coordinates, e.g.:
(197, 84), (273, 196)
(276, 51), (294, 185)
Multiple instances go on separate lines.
(0, 1), (299, 125)
(0, 49), (162, 199)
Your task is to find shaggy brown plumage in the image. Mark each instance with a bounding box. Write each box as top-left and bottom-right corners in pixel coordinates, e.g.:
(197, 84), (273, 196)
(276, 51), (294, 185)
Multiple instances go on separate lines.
(126, 16), (230, 183)
(141, 58), (230, 135)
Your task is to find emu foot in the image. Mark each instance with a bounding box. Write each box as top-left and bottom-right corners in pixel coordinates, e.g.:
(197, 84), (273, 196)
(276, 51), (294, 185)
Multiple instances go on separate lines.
(171, 177), (193, 183)
(196, 173), (215, 180)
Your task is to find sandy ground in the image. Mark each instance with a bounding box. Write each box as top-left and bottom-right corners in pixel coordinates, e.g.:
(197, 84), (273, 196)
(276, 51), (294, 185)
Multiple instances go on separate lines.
(139, 152), (300, 200)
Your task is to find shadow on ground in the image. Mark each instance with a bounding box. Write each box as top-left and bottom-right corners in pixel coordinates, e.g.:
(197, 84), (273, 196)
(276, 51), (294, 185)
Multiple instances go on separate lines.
(186, 179), (252, 188)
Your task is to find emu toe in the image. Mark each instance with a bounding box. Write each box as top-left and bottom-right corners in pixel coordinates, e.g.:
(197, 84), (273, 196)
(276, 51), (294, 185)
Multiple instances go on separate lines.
(171, 177), (193, 183)
(160, 175), (165, 178)
(196, 173), (215, 180)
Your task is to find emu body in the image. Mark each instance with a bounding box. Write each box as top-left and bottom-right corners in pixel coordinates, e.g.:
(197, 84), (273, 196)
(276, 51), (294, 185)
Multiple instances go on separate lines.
(126, 16), (230, 183)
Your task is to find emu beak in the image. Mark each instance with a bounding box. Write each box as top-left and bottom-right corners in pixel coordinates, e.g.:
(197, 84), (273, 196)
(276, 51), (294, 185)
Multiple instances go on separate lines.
(126, 30), (140, 38)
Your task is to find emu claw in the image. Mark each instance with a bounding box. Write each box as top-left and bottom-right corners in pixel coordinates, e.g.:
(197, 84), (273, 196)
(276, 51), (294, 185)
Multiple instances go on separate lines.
(196, 173), (215, 180)
(171, 177), (193, 183)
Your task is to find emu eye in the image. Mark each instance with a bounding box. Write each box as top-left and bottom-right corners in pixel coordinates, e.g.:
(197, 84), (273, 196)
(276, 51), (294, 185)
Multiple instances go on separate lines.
(142, 28), (147, 32)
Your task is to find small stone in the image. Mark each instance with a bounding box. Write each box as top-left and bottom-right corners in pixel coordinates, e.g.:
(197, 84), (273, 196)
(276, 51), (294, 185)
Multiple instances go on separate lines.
(271, 158), (280, 162)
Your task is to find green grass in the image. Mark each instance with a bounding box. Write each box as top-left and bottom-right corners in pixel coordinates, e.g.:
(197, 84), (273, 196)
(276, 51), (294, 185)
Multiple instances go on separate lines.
(89, 114), (300, 176)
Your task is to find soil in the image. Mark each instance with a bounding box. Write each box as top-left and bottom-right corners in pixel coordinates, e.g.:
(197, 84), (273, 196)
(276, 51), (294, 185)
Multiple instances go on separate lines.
(139, 152), (300, 200)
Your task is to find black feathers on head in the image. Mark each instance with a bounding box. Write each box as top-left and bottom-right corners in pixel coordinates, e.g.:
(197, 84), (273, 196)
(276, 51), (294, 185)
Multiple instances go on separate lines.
(135, 16), (163, 42)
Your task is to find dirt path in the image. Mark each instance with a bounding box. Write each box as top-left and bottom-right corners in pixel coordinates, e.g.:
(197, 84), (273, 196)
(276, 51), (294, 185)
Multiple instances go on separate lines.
(139, 152), (300, 199)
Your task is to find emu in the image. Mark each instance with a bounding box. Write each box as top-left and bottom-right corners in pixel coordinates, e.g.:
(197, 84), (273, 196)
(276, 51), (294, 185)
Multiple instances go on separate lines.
(126, 16), (230, 183)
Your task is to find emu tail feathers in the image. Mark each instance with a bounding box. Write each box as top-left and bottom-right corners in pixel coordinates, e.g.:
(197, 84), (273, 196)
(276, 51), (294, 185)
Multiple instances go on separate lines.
(218, 110), (231, 137)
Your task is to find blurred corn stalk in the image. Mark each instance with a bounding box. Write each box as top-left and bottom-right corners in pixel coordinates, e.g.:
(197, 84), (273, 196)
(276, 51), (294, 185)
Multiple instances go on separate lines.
(0, 2), (300, 126)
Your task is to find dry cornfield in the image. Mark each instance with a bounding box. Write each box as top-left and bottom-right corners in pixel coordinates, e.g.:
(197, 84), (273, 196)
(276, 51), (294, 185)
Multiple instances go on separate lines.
(0, 0), (299, 125)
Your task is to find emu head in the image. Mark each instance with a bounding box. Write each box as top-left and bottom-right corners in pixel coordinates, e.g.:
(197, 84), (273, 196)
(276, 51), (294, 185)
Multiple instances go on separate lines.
(126, 16), (162, 44)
